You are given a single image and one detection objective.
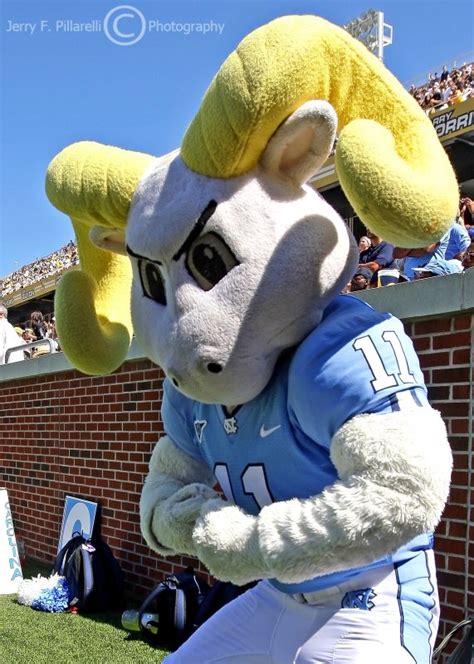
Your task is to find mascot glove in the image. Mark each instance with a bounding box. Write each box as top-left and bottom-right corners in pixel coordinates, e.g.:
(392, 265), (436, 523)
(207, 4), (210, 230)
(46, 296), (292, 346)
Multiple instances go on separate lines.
(150, 483), (218, 557)
(193, 498), (271, 585)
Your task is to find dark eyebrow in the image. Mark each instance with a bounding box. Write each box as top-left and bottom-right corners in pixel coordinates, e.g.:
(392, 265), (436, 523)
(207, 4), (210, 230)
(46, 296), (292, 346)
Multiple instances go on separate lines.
(172, 200), (218, 261)
(126, 245), (163, 266)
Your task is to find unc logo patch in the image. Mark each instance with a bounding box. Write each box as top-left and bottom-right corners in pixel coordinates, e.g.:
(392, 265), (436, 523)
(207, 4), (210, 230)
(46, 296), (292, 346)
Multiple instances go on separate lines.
(223, 417), (238, 435)
(341, 588), (376, 610)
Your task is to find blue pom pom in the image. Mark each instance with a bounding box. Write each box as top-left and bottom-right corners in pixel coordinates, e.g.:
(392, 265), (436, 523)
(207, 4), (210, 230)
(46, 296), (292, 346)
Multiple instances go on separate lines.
(32, 577), (70, 613)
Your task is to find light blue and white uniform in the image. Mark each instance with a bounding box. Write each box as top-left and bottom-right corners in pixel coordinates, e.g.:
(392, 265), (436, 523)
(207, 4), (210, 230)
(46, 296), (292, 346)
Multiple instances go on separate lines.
(164, 296), (439, 663)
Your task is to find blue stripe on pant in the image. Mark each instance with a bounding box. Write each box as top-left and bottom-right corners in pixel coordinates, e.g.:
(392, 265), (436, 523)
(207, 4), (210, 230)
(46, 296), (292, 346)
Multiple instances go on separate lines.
(395, 551), (438, 663)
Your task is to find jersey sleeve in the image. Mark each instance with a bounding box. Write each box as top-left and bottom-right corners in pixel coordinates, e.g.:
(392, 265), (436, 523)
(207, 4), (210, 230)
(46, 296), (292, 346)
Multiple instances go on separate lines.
(288, 297), (429, 449)
(161, 379), (205, 462)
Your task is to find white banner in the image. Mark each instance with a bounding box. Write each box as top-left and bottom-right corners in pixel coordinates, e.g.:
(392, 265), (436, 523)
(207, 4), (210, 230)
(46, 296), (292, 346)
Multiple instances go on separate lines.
(0, 488), (23, 594)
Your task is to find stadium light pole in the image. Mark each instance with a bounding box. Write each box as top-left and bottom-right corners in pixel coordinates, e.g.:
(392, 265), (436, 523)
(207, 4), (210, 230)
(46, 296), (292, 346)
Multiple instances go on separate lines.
(344, 9), (393, 61)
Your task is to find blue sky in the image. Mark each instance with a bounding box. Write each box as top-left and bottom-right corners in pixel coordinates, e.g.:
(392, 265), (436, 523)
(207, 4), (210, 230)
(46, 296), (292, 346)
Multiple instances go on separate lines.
(1, 0), (473, 277)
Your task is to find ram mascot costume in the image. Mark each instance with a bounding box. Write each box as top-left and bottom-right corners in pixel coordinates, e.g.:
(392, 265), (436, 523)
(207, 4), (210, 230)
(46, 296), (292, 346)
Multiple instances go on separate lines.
(46, 16), (457, 664)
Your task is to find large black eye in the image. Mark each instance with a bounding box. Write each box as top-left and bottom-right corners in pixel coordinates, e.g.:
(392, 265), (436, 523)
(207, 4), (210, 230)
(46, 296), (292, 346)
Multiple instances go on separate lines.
(138, 260), (166, 305)
(186, 232), (239, 291)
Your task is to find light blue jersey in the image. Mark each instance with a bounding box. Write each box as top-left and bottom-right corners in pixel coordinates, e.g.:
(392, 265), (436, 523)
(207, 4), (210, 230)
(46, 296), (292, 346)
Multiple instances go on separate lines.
(162, 295), (433, 594)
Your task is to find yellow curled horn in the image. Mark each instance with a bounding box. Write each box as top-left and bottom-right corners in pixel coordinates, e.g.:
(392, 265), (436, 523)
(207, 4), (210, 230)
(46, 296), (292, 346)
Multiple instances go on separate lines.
(181, 15), (458, 246)
(46, 141), (154, 375)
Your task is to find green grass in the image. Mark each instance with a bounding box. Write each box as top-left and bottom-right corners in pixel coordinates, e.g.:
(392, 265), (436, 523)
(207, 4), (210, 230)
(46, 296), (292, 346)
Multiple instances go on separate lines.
(0, 560), (169, 664)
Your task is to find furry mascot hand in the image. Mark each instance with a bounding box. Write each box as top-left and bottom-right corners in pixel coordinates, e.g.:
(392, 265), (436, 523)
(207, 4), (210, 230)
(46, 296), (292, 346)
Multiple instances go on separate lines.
(193, 499), (268, 585)
(140, 435), (218, 556)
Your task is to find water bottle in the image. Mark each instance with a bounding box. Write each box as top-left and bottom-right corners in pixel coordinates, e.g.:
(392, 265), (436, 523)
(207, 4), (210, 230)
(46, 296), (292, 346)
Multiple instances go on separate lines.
(121, 609), (159, 635)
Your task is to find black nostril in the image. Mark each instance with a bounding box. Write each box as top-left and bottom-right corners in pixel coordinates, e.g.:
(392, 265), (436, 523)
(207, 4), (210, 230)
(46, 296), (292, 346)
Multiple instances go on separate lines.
(172, 377), (179, 387)
(207, 362), (223, 374)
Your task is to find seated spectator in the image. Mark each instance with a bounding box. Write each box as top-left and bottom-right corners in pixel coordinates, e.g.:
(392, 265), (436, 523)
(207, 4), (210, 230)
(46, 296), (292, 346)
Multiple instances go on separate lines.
(358, 230), (394, 285)
(413, 257), (464, 279)
(30, 310), (47, 340)
(394, 229), (450, 280)
(444, 222), (471, 261)
(22, 328), (36, 343)
(450, 81), (469, 104)
(21, 328), (36, 359)
(350, 267), (372, 291)
(358, 236), (371, 255)
(459, 196), (474, 235)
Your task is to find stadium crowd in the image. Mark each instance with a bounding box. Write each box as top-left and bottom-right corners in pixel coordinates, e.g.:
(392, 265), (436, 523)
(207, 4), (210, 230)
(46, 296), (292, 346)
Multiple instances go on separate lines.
(0, 306), (59, 365)
(409, 60), (473, 114)
(0, 241), (78, 297)
(344, 196), (474, 293)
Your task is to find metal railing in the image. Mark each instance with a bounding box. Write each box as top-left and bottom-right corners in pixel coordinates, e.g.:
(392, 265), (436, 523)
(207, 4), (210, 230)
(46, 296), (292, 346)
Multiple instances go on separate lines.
(4, 338), (58, 364)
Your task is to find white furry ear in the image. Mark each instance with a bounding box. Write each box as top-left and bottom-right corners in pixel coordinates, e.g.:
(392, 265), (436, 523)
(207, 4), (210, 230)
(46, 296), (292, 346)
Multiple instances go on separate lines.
(260, 100), (337, 185)
(89, 225), (127, 255)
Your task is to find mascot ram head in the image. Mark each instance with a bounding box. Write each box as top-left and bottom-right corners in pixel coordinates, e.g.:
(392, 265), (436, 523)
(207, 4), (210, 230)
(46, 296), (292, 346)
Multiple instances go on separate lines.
(46, 16), (458, 404)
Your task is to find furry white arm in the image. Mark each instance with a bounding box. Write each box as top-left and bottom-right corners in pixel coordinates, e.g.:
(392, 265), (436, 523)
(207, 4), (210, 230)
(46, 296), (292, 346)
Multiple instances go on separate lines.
(140, 435), (218, 556)
(193, 408), (451, 585)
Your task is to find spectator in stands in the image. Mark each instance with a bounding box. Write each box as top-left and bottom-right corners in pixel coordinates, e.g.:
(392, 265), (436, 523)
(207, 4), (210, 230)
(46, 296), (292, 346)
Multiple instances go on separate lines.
(444, 222), (471, 261)
(459, 196), (474, 232)
(409, 60), (473, 114)
(0, 304), (25, 364)
(45, 319), (60, 351)
(0, 241), (79, 298)
(358, 230), (394, 286)
(412, 257), (463, 279)
(350, 267), (372, 291)
(22, 328), (35, 344)
(30, 311), (47, 340)
(21, 328), (36, 359)
(394, 219), (470, 280)
(358, 236), (371, 255)
(394, 228), (450, 280)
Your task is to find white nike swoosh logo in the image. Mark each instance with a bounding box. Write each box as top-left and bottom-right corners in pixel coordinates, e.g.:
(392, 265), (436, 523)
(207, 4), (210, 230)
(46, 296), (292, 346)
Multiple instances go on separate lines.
(260, 424), (281, 438)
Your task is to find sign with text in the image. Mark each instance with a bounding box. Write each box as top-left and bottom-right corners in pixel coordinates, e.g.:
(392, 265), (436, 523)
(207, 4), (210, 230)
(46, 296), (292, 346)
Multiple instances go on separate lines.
(430, 96), (474, 141)
(0, 488), (23, 594)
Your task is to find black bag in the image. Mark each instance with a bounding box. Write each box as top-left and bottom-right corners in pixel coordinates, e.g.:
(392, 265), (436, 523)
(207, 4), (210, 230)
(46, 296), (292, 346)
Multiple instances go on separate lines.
(135, 567), (210, 649)
(433, 616), (473, 663)
(53, 533), (124, 612)
(128, 568), (256, 650)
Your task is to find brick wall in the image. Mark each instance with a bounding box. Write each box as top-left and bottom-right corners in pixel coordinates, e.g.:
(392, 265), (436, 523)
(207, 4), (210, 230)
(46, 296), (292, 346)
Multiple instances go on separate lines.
(0, 359), (212, 594)
(405, 313), (474, 658)
(1, 310), (473, 657)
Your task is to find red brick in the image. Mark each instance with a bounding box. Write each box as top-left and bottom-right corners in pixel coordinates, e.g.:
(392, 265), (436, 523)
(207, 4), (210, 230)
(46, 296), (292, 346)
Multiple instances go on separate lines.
(453, 314), (473, 330)
(433, 332), (471, 350)
(448, 487), (469, 505)
(450, 419), (469, 434)
(446, 556), (466, 573)
(452, 348), (470, 364)
(419, 351), (450, 368)
(413, 319), (451, 335)
(413, 336), (431, 352)
(432, 367), (470, 383)
(437, 402), (469, 418)
(453, 384), (470, 399)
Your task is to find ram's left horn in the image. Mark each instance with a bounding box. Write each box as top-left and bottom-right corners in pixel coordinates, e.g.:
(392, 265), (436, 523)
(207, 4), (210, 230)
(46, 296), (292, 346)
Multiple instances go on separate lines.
(46, 141), (154, 375)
